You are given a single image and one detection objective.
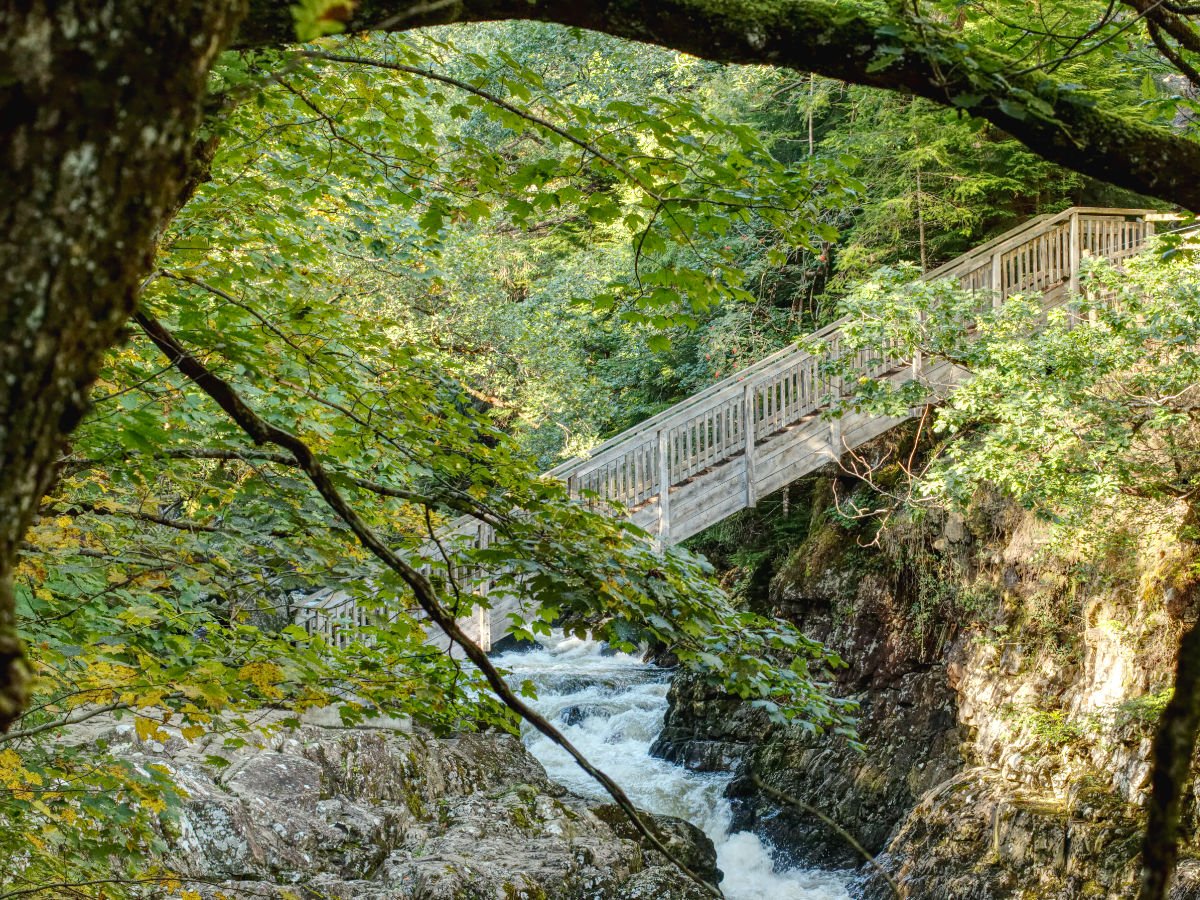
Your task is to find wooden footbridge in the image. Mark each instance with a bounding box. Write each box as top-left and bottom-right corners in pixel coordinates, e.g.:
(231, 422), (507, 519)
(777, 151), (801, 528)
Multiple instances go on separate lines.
(303, 208), (1158, 652)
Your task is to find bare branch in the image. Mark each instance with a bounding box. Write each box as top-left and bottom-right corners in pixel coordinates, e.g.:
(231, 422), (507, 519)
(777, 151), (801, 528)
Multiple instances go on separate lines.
(751, 773), (901, 898)
(0, 701), (131, 745)
(133, 309), (722, 898)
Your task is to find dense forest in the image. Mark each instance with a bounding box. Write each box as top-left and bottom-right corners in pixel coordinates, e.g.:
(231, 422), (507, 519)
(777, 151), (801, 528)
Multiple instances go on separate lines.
(4, 1), (1200, 898)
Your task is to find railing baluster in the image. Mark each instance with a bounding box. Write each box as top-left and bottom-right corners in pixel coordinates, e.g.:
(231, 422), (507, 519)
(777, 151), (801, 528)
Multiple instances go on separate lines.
(1069, 212), (1081, 297)
(743, 380), (756, 508)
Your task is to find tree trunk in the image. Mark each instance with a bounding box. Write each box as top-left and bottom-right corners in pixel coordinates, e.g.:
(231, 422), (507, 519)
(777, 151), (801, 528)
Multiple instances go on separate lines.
(1141, 616), (1200, 899)
(807, 74), (815, 157)
(0, 0), (244, 729)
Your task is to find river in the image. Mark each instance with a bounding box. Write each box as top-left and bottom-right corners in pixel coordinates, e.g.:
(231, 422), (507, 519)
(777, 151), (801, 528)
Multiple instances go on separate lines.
(493, 634), (851, 899)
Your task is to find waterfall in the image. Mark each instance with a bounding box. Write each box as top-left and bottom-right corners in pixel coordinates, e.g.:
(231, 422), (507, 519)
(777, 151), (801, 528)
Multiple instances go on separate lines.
(494, 634), (851, 899)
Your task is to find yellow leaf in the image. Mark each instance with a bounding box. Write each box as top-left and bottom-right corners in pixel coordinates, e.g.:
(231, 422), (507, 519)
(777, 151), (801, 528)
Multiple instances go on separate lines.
(135, 716), (168, 743)
(238, 661), (284, 699)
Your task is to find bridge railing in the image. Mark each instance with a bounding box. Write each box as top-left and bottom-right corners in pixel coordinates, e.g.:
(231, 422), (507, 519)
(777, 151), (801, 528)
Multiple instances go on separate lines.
(298, 207), (1157, 650)
(548, 207), (1154, 531)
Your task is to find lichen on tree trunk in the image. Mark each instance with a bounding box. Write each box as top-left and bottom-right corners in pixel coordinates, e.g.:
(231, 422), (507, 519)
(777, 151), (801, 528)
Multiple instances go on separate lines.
(0, 0), (245, 730)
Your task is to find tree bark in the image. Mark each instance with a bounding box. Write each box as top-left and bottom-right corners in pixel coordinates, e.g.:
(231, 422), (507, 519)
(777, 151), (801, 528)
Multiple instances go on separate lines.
(1141, 618), (1200, 900)
(0, 0), (245, 729)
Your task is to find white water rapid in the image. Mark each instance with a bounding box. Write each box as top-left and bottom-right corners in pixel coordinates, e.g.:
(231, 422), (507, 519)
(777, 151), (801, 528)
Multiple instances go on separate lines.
(493, 634), (851, 899)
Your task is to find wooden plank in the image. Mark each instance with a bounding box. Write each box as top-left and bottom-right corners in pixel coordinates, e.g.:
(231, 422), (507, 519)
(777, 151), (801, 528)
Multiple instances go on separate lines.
(751, 427), (839, 494)
(753, 432), (843, 498)
(841, 411), (912, 449)
(665, 458), (746, 525)
(673, 482), (755, 542)
(750, 415), (830, 471)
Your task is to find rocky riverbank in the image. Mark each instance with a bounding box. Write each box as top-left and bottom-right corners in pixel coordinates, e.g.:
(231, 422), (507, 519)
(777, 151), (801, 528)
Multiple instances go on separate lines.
(660, 466), (1200, 898)
(87, 716), (717, 899)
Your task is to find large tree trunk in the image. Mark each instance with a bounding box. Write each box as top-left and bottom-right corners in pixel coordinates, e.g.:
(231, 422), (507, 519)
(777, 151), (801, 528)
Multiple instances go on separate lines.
(1141, 614), (1200, 898)
(0, 0), (244, 730)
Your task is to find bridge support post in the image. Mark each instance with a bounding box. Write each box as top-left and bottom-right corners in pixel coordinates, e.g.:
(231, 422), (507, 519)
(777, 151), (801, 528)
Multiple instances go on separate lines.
(656, 427), (670, 546)
(828, 344), (842, 461)
(743, 382), (757, 508)
(1070, 214), (1099, 328)
(912, 305), (924, 380)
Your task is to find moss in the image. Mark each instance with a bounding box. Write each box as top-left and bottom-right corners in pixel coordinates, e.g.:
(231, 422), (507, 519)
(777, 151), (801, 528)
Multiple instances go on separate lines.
(1114, 688), (1173, 734)
(1002, 704), (1090, 749)
(403, 785), (428, 820)
(510, 805), (533, 830)
(502, 881), (548, 900)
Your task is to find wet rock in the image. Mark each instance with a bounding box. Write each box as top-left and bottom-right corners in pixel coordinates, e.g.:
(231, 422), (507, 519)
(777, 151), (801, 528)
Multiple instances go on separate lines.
(652, 563), (963, 869)
(562, 704), (610, 726)
(591, 804), (721, 885)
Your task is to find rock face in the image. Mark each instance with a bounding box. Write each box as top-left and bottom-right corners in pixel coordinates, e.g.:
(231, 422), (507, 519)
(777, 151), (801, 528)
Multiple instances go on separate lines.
(856, 768), (1144, 900)
(91, 717), (717, 899)
(656, 470), (1200, 898)
(653, 598), (962, 868)
(654, 475), (965, 870)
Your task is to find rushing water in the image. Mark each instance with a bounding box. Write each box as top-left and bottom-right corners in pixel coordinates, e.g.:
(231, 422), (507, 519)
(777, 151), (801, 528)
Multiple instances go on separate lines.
(493, 634), (851, 899)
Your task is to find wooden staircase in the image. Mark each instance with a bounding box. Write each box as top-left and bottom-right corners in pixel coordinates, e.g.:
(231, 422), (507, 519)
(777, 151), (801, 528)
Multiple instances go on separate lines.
(302, 208), (1159, 652)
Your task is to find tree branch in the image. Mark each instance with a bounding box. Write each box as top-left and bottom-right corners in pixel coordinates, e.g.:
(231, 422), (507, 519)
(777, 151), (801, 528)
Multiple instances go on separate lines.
(65, 447), (511, 529)
(42, 499), (221, 533)
(297, 50), (661, 199)
(0, 701), (130, 744)
(132, 309), (721, 898)
(232, 0), (1200, 209)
